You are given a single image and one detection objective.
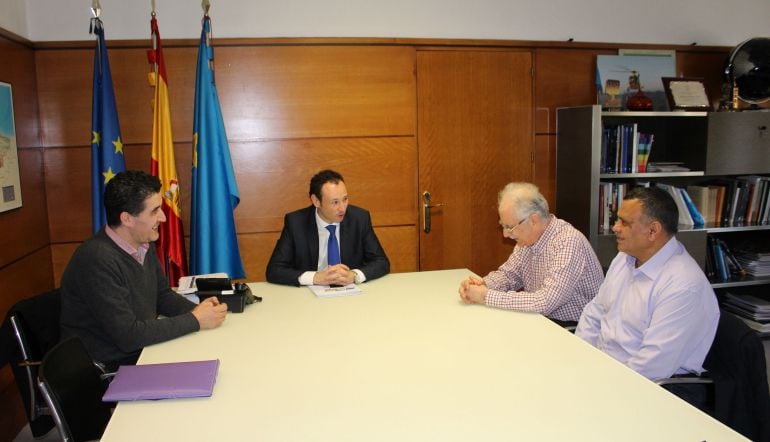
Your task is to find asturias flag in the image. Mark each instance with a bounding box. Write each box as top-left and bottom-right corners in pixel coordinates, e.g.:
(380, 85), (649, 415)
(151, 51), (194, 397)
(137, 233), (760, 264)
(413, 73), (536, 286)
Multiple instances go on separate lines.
(91, 18), (126, 232)
(190, 15), (245, 279)
(149, 16), (188, 284)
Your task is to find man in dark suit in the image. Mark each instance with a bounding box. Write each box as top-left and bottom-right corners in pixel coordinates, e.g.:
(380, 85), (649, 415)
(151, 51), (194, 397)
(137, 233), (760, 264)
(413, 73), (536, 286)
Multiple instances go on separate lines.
(266, 170), (390, 286)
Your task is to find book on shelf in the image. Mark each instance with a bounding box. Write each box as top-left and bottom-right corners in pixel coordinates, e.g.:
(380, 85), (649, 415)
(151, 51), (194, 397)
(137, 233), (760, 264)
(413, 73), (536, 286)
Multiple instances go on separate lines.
(709, 236), (729, 282)
(687, 185), (719, 225)
(656, 183), (694, 227)
(598, 181), (627, 232)
(601, 123), (646, 174)
(636, 133), (653, 173)
(679, 188), (705, 227)
(645, 162), (691, 173)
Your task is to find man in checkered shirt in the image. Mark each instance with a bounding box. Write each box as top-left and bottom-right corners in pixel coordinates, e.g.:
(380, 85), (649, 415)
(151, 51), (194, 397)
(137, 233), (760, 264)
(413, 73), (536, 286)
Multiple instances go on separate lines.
(459, 182), (603, 325)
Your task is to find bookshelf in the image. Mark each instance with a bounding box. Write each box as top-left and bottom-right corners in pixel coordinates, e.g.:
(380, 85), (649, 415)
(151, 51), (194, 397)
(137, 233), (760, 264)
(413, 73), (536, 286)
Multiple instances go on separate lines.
(555, 106), (770, 296)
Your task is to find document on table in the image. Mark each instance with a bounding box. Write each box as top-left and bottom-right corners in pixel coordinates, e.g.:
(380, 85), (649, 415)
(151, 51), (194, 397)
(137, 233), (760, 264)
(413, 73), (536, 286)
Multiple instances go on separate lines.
(309, 283), (362, 298)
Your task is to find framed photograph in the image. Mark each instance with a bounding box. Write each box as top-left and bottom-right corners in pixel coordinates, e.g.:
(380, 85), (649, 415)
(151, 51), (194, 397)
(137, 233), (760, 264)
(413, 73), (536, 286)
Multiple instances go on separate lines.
(597, 55), (676, 111)
(0, 81), (22, 213)
(662, 77), (711, 111)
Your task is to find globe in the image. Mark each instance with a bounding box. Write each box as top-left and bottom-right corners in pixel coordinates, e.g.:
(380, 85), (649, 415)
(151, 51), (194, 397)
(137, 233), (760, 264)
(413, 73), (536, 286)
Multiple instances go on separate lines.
(726, 37), (770, 104)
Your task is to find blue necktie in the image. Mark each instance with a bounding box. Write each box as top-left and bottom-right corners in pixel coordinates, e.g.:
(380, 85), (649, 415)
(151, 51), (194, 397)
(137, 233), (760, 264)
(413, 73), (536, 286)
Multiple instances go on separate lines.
(326, 225), (340, 266)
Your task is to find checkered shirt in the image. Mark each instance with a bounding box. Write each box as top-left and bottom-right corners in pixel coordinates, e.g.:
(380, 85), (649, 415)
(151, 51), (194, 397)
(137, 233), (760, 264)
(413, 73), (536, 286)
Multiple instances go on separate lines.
(484, 215), (604, 322)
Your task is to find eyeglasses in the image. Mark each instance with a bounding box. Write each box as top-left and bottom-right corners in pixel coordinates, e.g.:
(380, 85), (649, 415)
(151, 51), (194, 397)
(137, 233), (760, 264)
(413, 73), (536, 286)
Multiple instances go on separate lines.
(500, 215), (528, 234)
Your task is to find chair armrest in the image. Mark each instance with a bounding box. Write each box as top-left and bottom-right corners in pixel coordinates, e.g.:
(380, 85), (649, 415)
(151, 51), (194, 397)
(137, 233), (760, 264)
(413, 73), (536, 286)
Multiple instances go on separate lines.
(655, 376), (714, 386)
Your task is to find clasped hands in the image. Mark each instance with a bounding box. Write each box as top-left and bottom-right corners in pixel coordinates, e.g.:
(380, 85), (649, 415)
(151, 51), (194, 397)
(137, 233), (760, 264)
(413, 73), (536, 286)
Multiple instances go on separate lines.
(314, 263), (355, 286)
(458, 275), (488, 304)
(192, 296), (228, 329)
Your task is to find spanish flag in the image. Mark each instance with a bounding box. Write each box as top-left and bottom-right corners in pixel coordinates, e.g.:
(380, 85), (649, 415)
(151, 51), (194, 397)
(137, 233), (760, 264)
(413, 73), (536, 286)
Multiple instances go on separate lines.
(148, 16), (188, 283)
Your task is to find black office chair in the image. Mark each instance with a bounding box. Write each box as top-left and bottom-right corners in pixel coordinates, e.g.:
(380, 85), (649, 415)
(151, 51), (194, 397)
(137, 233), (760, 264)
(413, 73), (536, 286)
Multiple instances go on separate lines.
(37, 337), (113, 442)
(0, 289), (61, 437)
(657, 312), (770, 442)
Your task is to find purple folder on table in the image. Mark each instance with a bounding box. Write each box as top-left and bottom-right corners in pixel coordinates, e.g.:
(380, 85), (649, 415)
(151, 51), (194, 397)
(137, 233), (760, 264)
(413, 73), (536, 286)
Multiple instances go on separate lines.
(102, 359), (220, 402)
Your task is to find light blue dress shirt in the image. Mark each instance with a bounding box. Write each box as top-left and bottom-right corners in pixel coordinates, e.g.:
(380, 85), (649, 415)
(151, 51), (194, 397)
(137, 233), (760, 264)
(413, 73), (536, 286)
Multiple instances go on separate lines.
(575, 236), (719, 380)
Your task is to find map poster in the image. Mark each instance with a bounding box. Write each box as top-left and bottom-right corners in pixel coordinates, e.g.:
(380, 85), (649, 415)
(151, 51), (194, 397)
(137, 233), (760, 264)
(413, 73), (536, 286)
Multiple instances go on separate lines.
(0, 82), (22, 213)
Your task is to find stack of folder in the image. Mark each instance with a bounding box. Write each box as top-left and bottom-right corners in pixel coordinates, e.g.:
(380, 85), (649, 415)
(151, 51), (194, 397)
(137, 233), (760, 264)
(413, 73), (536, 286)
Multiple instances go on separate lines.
(722, 293), (770, 336)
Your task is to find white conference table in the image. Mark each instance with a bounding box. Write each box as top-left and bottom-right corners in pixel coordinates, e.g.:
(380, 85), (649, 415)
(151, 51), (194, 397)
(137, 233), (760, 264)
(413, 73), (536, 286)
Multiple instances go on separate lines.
(102, 269), (745, 441)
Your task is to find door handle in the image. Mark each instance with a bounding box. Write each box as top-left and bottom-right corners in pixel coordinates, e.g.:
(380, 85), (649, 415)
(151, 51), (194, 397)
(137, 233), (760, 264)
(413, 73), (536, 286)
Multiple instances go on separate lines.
(423, 191), (445, 233)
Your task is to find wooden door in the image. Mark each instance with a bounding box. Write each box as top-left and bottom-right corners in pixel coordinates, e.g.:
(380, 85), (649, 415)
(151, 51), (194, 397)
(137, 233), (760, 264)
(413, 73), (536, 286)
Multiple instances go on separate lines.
(417, 50), (533, 275)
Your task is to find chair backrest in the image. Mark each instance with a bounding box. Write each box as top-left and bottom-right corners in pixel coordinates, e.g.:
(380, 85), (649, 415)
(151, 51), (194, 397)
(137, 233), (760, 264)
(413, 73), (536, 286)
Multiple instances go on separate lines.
(2, 289), (61, 437)
(703, 312), (770, 441)
(38, 337), (112, 442)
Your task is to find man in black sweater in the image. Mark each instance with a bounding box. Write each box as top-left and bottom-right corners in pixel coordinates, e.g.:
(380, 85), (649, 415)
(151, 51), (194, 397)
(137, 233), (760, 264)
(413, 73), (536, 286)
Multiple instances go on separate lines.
(60, 171), (227, 370)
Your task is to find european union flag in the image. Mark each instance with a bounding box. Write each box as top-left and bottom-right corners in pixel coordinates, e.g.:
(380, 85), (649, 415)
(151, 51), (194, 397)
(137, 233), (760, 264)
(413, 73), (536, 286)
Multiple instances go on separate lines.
(91, 18), (125, 232)
(190, 15), (245, 279)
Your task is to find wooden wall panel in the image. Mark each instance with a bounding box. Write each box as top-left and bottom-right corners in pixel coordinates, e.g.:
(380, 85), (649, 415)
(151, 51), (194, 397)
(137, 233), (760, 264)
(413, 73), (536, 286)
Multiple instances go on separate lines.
(676, 50), (729, 109)
(0, 38), (40, 148)
(534, 48), (616, 134)
(0, 247), (55, 441)
(0, 149), (50, 268)
(533, 134), (556, 210)
(231, 137), (416, 233)
(0, 247), (54, 325)
(51, 242), (80, 286)
(215, 46), (416, 140)
(373, 225), (418, 274)
(0, 34), (50, 441)
(35, 45), (416, 148)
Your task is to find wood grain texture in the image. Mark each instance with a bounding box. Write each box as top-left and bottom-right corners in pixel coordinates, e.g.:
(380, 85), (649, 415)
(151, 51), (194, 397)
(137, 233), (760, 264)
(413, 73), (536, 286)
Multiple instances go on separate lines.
(417, 49), (533, 275)
(0, 247), (54, 442)
(534, 48), (615, 134)
(676, 50), (729, 109)
(533, 134), (556, 211)
(0, 36), (40, 148)
(0, 247), (55, 320)
(51, 242), (80, 286)
(230, 137), (417, 233)
(214, 46), (416, 140)
(0, 149), (50, 268)
(34, 45), (416, 148)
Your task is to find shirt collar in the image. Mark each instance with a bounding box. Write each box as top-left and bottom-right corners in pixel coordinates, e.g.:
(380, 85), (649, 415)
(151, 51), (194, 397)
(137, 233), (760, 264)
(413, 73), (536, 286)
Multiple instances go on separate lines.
(528, 214), (555, 254)
(629, 235), (679, 279)
(315, 209), (339, 230)
(105, 225), (149, 264)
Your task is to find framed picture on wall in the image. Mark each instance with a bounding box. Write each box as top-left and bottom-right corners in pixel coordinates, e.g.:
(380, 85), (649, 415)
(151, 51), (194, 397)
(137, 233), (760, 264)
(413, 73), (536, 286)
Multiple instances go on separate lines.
(0, 81), (23, 213)
(596, 55), (676, 111)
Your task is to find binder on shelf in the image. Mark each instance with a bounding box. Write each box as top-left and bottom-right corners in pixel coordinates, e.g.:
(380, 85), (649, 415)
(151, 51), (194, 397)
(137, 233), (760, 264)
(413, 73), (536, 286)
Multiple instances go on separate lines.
(687, 185), (718, 225)
(102, 359), (220, 402)
(709, 236), (729, 282)
(656, 183), (694, 227)
(679, 188), (705, 227)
